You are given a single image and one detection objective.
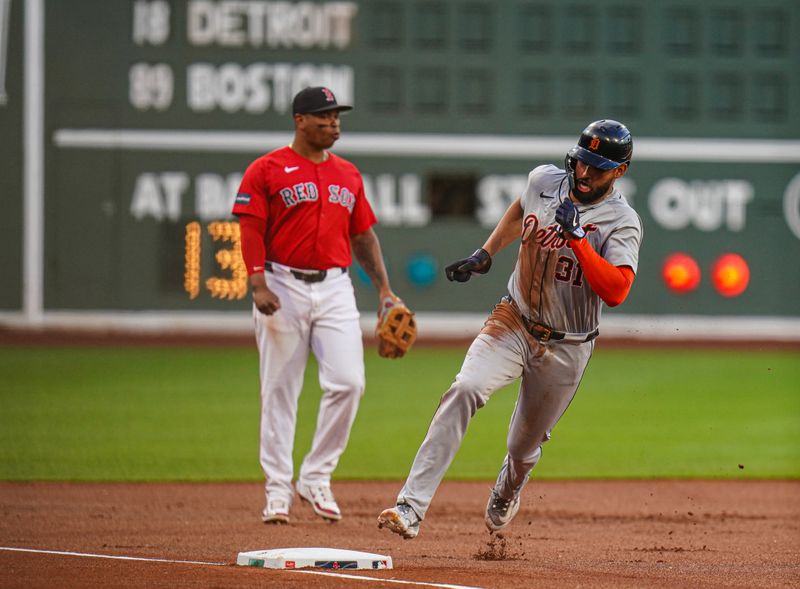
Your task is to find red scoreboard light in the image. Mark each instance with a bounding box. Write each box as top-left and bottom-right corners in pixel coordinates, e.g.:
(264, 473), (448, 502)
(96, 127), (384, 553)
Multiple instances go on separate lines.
(662, 253), (701, 294)
(712, 253), (750, 297)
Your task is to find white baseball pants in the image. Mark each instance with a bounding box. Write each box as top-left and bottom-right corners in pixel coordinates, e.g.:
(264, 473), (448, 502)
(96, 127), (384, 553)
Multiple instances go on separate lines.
(253, 263), (365, 506)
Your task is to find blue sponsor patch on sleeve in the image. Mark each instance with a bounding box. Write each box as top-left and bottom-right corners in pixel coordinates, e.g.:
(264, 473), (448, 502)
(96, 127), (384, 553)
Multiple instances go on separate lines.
(235, 192), (252, 205)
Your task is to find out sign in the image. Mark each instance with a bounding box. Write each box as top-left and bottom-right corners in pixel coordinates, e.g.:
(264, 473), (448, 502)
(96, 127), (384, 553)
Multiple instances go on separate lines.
(648, 178), (754, 232)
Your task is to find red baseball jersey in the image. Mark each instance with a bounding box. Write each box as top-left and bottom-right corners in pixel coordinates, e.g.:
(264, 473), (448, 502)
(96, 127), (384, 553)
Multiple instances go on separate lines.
(232, 146), (377, 270)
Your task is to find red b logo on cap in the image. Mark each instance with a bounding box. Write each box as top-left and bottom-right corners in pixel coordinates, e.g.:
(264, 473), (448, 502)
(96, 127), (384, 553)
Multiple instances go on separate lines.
(322, 88), (335, 102)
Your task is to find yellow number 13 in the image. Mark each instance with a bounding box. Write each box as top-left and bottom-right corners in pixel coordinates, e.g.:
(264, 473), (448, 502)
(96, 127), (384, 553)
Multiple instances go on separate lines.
(184, 221), (247, 300)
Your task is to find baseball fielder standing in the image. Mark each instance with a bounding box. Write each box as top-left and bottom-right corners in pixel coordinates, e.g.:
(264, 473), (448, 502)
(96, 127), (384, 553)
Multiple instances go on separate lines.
(378, 120), (642, 539)
(233, 86), (404, 524)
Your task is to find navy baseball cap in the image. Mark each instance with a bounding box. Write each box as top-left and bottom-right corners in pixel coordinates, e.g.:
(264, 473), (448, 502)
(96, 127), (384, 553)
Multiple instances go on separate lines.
(292, 87), (352, 115)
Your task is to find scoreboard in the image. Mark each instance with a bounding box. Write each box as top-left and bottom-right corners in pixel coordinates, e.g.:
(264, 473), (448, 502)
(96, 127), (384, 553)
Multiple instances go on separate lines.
(2, 0), (799, 324)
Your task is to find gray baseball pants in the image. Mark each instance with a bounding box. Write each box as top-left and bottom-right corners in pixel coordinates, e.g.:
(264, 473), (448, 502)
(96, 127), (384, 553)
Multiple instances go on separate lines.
(397, 320), (594, 519)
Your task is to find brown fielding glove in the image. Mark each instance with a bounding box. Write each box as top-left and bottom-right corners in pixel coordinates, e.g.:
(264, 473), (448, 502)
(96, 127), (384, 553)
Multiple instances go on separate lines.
(375, 297), (417, 359)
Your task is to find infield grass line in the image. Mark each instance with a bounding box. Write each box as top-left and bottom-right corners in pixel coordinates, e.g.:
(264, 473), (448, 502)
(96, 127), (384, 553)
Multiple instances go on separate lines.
(3, 346), (797, 480)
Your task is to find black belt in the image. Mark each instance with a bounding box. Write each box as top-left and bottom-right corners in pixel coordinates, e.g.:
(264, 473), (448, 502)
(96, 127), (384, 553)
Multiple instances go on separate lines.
(503, 295), (598, 343)
(264, 262), (345, 283)
(521, 317), (599, 343)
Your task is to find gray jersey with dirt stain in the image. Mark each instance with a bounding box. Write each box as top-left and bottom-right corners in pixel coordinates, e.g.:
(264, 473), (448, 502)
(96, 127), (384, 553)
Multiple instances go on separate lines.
(507, 164), (643, 334)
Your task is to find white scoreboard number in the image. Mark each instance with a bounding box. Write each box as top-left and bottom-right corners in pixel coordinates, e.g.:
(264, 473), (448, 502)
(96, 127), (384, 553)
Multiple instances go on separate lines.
(0, 0), (11, 104)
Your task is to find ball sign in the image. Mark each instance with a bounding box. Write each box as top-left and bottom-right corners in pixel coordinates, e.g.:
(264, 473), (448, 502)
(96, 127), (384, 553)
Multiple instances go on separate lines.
(712, 253), (750, 297)
(662, 253), (701, 294)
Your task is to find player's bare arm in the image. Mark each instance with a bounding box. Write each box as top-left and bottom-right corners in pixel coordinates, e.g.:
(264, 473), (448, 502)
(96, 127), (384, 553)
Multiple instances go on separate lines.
(350, 228), (397, 304)
(482, 198), (524, 256)
(445, 199), (523, 283)
(351, 228), (417, 360)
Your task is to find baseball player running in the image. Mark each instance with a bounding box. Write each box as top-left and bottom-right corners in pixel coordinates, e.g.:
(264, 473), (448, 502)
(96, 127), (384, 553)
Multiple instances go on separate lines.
(378, 120), (642, 539)
(233, 87), (403, 524)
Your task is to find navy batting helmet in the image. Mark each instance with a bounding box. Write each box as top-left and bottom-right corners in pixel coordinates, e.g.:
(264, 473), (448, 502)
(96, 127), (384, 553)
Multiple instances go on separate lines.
(567, 119), (633, 170)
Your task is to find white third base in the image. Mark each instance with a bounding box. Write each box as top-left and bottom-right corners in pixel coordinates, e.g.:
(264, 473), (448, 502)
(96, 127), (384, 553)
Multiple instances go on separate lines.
(237, 547), (392, 570)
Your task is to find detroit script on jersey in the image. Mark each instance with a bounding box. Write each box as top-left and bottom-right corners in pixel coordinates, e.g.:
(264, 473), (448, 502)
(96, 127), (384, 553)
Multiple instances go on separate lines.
(232, 146), (377, 270)
(509, 164), (643, 334)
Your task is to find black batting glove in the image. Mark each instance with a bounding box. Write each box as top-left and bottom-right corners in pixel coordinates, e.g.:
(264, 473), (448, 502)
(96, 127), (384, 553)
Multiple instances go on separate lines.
(445, 248), (492, 282)
(555, 199), (586, 240)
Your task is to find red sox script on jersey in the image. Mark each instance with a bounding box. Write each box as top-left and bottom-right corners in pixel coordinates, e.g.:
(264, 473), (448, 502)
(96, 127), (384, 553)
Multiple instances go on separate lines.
(233, 146), (377, 270)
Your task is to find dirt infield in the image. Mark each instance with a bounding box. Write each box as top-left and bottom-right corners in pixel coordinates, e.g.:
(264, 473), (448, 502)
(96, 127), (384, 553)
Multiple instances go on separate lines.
(1, 480), (798, 588)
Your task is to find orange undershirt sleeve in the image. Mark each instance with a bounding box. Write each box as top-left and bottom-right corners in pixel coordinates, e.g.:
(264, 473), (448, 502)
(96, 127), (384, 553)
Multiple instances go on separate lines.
(237, 214), (267, 276)
(569, 237), (635, 307)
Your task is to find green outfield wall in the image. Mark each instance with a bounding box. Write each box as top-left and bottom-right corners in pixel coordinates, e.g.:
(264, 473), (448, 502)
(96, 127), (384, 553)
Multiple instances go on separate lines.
(2, 0), (799, 321)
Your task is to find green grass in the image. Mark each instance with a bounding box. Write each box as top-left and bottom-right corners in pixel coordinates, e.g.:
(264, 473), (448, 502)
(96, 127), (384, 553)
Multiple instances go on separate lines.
(0, 345), (798, 481)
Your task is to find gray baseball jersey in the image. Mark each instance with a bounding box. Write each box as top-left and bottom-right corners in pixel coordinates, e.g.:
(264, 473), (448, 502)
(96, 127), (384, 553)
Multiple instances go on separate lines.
(509, 164), (642, 334)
